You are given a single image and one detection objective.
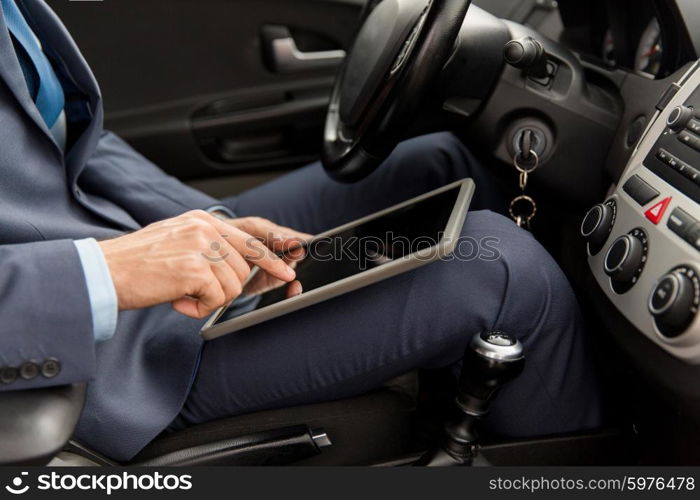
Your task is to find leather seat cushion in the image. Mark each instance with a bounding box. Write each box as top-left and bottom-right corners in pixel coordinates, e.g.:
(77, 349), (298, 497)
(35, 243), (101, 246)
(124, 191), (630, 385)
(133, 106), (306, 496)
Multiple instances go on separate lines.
(131, 372), (419, 465)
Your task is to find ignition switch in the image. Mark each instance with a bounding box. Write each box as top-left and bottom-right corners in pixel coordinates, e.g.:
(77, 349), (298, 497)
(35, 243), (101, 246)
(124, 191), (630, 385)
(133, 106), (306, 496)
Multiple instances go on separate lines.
(513, 127), (547, 168)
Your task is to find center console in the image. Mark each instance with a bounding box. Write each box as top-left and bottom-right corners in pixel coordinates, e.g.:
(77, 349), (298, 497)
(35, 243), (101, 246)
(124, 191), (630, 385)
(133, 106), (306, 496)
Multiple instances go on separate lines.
(583, 61), (700, 364)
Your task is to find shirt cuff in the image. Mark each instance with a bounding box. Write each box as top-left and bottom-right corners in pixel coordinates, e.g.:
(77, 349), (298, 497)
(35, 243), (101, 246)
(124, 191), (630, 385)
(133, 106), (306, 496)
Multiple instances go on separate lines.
(73, 238), (118, 343)
(206, 204), (236, 221)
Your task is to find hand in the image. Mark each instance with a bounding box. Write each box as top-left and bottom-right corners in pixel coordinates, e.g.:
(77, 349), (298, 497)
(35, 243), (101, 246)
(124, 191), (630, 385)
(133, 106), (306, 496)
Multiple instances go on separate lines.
(98, 210), (297, 319)
(224, 217), (312, 297)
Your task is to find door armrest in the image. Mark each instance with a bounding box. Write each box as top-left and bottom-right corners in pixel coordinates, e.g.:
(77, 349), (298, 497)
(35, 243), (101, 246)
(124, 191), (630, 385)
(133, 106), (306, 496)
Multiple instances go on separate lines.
(0, 384), (86, 465)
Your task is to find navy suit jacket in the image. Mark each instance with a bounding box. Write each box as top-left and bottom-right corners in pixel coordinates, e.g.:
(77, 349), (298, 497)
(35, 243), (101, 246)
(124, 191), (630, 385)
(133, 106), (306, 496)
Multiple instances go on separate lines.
(0, 0), (221, 460)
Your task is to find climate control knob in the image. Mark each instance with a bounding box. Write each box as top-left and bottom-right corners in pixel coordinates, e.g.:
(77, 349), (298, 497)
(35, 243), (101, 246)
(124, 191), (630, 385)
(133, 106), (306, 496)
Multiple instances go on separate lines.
(650, 268), (700, 338)
(581, 202), (615, 254)
(666, 105), (694, 132)
(604, 234), (644, 284)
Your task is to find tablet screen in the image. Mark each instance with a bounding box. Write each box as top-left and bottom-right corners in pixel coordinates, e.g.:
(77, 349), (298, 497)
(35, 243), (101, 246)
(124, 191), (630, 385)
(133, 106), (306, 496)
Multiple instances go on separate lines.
(213, 185), (460, 325)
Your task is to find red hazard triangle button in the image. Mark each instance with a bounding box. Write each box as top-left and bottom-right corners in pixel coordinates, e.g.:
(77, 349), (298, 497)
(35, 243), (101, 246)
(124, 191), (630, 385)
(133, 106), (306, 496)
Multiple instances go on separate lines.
(645, 196), (672, 224)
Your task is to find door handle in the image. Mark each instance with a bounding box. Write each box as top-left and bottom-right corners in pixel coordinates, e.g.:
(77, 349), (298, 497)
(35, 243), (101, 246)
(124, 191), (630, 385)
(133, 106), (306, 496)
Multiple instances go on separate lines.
(263, 26), (345, 74)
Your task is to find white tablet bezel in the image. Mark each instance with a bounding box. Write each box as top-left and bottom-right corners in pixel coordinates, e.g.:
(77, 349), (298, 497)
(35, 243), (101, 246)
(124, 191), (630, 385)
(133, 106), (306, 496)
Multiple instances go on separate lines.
(200, 179), (475, 340)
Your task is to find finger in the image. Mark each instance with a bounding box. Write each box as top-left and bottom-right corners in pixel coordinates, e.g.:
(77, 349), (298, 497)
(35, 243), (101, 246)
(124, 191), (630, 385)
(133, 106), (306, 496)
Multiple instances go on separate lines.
(269, 232), (311, 254)
(286, 280), (303, 298)
(190, 214), (252, 282)
(209, 260), (243, 304)
(234, 232), (295, 282)
(269, 219), (313, 240)
(217, 238), (253, 282)
(282, 246), (306, 266)
(209, 219), (296, 283)
(287, 246), (306, 259)
(172, 296), (201, 319)
(276, 224), (313, 241)
(172, 292), (224, 320)
(234, 217), (312, 252)
(235, 217), (312, 240)
(178, 272), (227, 319)
(192, 212), (296, 282)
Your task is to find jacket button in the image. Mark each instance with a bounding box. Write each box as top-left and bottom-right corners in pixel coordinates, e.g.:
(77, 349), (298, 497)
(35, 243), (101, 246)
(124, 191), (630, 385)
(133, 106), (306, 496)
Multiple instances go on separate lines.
(0, 367), (18, 385)
(41, 358), (61, 378)
(19, 361), (40, 380)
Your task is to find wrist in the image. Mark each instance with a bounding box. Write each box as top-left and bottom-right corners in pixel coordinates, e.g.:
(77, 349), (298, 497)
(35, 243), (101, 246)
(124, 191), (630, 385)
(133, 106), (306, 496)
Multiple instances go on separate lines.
(97, 240), (127, 310)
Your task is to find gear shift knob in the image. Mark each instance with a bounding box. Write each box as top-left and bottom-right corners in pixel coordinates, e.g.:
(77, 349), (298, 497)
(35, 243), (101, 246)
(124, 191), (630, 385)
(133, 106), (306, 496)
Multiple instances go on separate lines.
(415, 331), (525, 466)
(457, 331), (525, 417)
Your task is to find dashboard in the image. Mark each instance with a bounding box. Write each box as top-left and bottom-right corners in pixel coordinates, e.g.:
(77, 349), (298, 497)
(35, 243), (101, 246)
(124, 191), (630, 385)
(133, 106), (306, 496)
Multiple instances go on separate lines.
(557, 0), (694, 79)
(600, 17), (663, 77)
(472, 0), (700, 459)
(633, 18), (664, 76)
(583, 61), (700, 363)
(599, 4), (665, 77)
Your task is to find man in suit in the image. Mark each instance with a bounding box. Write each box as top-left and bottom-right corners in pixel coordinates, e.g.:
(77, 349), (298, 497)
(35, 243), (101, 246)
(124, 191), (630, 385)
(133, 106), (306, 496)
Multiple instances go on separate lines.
(0, 0), (601, 462)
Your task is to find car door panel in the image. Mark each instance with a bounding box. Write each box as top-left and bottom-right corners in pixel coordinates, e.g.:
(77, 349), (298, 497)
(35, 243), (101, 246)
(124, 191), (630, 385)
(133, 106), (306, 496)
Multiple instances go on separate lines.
(48, 0), (366, 180)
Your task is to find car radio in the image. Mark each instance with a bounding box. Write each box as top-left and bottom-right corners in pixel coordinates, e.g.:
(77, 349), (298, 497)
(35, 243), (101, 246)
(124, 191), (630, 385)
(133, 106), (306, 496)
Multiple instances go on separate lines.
(583, 61), (700, 364)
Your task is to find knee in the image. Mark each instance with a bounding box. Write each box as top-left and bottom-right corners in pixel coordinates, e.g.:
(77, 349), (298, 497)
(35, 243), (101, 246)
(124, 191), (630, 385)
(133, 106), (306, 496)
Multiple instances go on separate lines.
(390, 133), (474, 187)
(463, 211), (576, 338)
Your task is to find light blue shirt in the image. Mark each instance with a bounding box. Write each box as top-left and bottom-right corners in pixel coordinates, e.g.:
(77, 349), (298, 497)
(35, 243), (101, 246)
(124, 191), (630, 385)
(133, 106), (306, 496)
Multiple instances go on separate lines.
(74, 239), (118, 342)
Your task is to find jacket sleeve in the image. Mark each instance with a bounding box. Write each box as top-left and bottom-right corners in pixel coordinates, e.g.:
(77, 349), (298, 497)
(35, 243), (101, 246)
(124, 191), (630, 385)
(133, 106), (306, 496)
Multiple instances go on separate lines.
(0, 239), (96, 392)
(78, 131), (227, 225)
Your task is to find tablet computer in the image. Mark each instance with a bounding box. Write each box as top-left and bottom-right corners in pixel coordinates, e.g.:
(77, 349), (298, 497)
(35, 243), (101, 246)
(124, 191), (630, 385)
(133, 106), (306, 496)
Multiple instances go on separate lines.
(200, 179), (474, 340)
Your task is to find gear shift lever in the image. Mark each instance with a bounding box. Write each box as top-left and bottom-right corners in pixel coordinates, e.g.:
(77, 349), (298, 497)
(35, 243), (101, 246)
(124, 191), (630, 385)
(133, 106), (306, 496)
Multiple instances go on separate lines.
(416, 331), (525, 466)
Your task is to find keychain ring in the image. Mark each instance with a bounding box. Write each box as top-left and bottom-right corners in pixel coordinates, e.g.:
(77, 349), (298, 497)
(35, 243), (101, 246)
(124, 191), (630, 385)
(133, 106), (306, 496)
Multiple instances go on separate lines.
(513, 150), (539, 173)
(509, 194), (537, 223)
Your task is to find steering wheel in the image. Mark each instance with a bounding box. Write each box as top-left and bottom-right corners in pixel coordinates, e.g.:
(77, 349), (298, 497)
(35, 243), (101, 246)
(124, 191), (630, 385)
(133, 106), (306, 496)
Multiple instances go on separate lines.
(322, 0), (472, 182)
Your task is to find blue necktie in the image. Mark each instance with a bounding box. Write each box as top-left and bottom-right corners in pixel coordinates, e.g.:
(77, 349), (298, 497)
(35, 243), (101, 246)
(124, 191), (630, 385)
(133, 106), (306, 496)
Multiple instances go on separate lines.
(1, 0), (64, 128)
